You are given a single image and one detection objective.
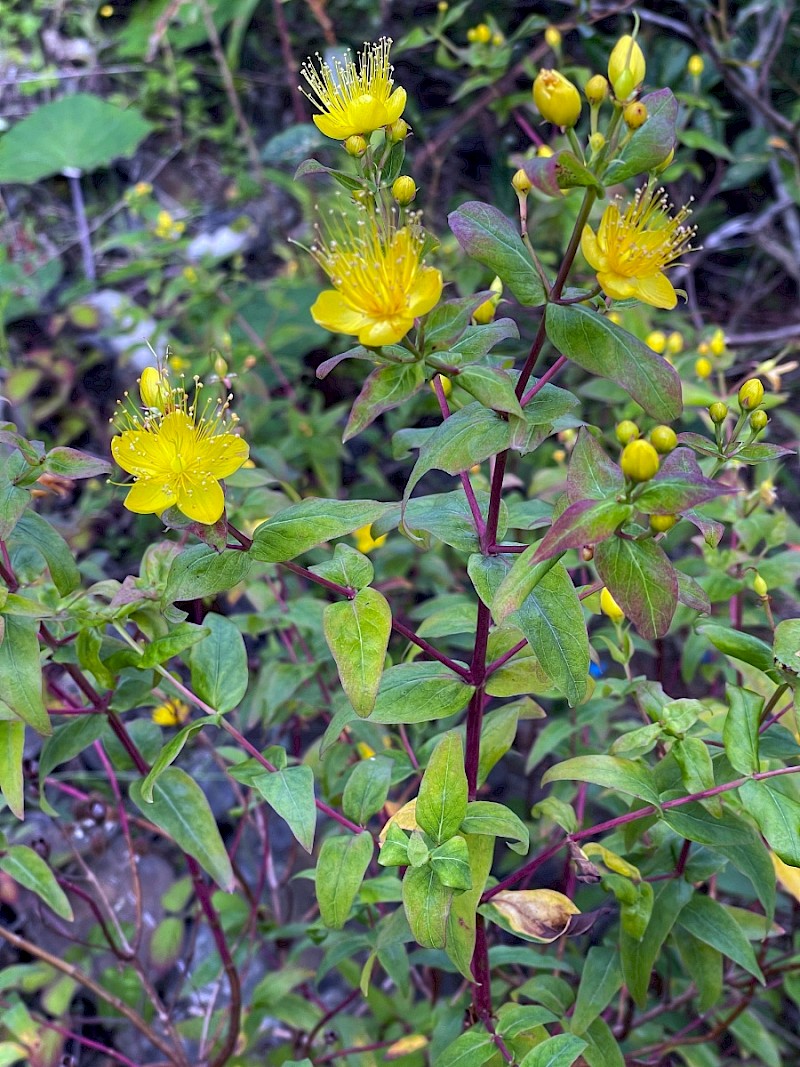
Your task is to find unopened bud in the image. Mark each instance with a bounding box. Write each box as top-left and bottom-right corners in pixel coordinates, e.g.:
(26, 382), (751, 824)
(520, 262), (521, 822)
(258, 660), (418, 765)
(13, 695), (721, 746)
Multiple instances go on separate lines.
(695, 357), (712, 379)
(738, 378), (765, 410)
(650, 514), (677, 533)
(600, 587), (625, 623)
(545, 26), (562, 49)
(615, 419), (640, 445)
(585, 74), (609, 105)
(345, 134), (368, 157)
(473, 23), (492, 44)
(533, 69), (582, 127)
(213, 354), (229, 379)
(645, 330), (666, 353)
(687, 54), (704, 77)
(392, 176), (417, 205)
(512, 168), (532, 195)
(666, 331), (684, 354)
(709, 328), (726, 356)
(623, 101), (648, 129)
(589, 132), (606, 153)
(650, 425), (677, 454)
(581, 545), (594, 562)
(473, 298), (496, 325)
(750, 409), (768, 432)
(387, 118), (410, 143)
(139, 366), (170, 411)
(753, 573), (768, 598)
(430, 375), (452, 398)
(608, 35), (646, 101)
(708, 401), (728, 424)
(621, 439), (660, 482)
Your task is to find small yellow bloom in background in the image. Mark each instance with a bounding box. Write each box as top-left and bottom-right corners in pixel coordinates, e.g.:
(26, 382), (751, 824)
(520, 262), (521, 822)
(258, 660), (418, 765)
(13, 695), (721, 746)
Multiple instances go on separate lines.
(620, 439), (659, 482)
(666, 330), (684, 354)
(695, 357), (712, 379)
(687, 54), (704, 77)
(310, 212), (443, 347)
(354, 524), (387, 553)
(697, 341), (710, 356)
(738, 377), (765, 410)
(608, 34), (646, 101)
(300, 38), (406, 140)
(759, 479), (777, 507)
(585, 74), (609, 105)
(356, 741), (376, 759)
(152, 698), (190, 727)
(99, 3), (114, 16)
(533, 69), (582, 127)
(645, 330), (666, 353)
(473, 23), (492, 44)
(772, 852), (800, 903)
(544, 26), (562, 49)
(491, 33), (504, 46)
(154, 210), (185, 240)
(133, 181), (152, 198)
(182, 266), (198, 284)
(709, 327), (726, 356)
(581, 186), (695, 309)
(650, 514), (677, 532)
(600, 587), (625, 623)
(111, 374), (249, 525)
(553, 448), (566, 464)
(650, 425), (677, 454)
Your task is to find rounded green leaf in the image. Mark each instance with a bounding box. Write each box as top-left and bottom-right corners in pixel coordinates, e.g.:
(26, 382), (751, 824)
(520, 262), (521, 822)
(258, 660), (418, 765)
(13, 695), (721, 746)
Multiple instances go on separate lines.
(324, 588), (391, 718)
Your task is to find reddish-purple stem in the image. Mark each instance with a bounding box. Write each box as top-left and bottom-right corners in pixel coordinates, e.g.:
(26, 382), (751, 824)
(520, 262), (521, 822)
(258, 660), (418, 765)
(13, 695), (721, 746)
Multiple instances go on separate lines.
(432, 373), (488, 548)
(520, 354), (568, 407)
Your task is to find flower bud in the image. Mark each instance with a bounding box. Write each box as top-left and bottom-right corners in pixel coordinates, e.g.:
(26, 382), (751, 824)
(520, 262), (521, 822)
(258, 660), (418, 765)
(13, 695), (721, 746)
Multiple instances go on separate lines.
(536, 144), (554, 158)
(738, 378), (765, 410)
(437, 1), (448, 11)
(753, 572), (768, 598)
(709, 327), (726, 356)
(473, 23), (491, 44)
(345, 134), (368, 157)
(139, 366), (170, 411)
(581, 545), (594, 562)
(645, 330), (666, 353)
(615, 419), (640, 445)
(650, 514), (677, 533)
(545, 26), (562, 49)
(666, 331), (684, 354)
(750, 409), (768, 432)
(687, 54), (704, 77)
(695, 357), (712, 379)
(650, 425), (677, 454)
(708, 401), (728, 424)
(608, 35), (646, 101)
(430, 375), (452, 397)
(533, 69), (582, 127)
(473, 298), (496, 325)
(467, 27), (477, 42)
(623, 101), (648, 128)
(600, 587), (625, 622)
(621, 438), (660, 482)
(492, 32), (504, 46)
(512, 168), (532, 195)
(392, 176), (417, 206)
(553, 448), (566, 463)
(759, 479), (777, 507)
(653, 147), (675, 174)
(585, 74), (609, 105)
(387, 118), (410, 143)
(589, 132), (606, 153)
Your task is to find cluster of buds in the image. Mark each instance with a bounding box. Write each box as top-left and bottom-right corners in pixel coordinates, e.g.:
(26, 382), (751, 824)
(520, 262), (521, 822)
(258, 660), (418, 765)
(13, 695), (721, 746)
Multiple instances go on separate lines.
(467, 22), (504, 46)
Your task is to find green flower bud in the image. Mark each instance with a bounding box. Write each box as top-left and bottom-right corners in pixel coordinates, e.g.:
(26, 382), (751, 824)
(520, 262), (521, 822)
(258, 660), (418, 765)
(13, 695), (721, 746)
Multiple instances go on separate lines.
(650, 514), (677, 533)
(585, 74), (609, 105)
(750, 409), (768, 432)
(615, 419), (640, 445)
(392, 176), (417, 206)
(345, 134), (368, 157)
(708, 401), (728, 424)
(738, 378), (765, 410)
(650, 425), (677, 454)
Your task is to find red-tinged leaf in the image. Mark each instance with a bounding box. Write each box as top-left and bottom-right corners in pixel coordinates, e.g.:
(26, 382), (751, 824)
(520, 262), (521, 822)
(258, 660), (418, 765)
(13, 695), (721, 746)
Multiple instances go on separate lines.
(684, 509), (724, 548)
(604, 89), (678, 183)
(533, 499), (632, 564)
(448, 202), (546, 307)
(594, 536), (679, 639)
(567, 429), (624, 503)
(316, 346), (377, 379)
(44, 446), (111, 479)
(734, 442), (795, 463)
(676, 431), (720, 458)
(343, 362), (425, 441)
(635, 447), (737, 514)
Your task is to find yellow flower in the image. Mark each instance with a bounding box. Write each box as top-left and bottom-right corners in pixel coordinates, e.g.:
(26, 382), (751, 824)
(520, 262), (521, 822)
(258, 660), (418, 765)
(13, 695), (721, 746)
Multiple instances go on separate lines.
(581, 186), (695, 309)
(300, 39), (406, 140)
(111, 378), (249, 525)
(310, 212), (443, 346)
(152, 698), (190, 726)
(354, 524), (387, 553)
(600, 588), (625, 622)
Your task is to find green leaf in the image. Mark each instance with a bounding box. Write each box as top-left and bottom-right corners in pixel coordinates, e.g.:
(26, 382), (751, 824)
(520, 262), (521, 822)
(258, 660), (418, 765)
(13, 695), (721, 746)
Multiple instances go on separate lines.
(423, 292), (493, 347)
(163, 545), (252, 605)
(316, 832), (374, 929)
(446, 833), (494, 979)
(455, 366), (524, 417)
(477, 705), (520, 787)
(44, 447), (111, 479)
(437, 1028), (495, 1067)
(567, 429), (624, 503)
(519, 1033), (587, 1067)
(250, 499), (388, 563)
(673, 737), (718, 811)
(430, 836), (472, 890)
(444, 317), (520, 365)
(370, 662), (474, 725)
(0, 845), (73, 921)
(0, 722), (25, 819)
(10, 512), (80, 596)
(130, 768), (234, 891)
(620, 878), (692, 1007)
(533, 500), (632, 564)
(581, 1018), (625, 1067)
(594, 536), (679, 640)
(774, 619), (800, 680)
(546, 303), (682, 422)
(675, 932), (722, 1012)
(241, 765), (317, 853)
(723, 686), (762, 775)
(542, 755), (661, 807)
(0, 615), (50, 734)
(378, 822), (410, 867)
(342, 757), (393, 827)
(140, 623), (209, 668)
(323, 588), (391, 718)
(460, 801), (529, 854)
(448, 201), (546, 307)
(343, 362), (425, 441)
(604, 89), (678, 183)
(0, 480), (29, 540)
(402, 865), (453, 949)
(635, 447), (735, 514)
(404, 403), (513, 503)
(310, 543), (373, 591)
(417, 733), (468, 846)
(189, 613), (248, 714)
(677, 894), (764, 982)
(491, 545), (560, 622)
(514, 561), (589, 706)
(139, 720), (214, 803)
(404, 490), (503, 552)
(739, 779), (800, 867)
(0, 93), (152, 182)
(698, 624), (773, 673)
(570, 946), (622, 1035)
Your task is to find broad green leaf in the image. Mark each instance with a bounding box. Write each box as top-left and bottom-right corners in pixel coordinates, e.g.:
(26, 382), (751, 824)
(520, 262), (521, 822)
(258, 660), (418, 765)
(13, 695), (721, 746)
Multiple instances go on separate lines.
(130, 768), (234, 891)
(407, 830), (430, 867)
(676, 932), (722, 1012)
(698, 624), (773, 673)
(448, 201), (546, 306)
(594, 536), (679, 640)
(491, 546), (560, 621)
(570, 946), (622, 1035)
(342, 756), (393, 827)
(546, 303), (681, 422)
(620, 878), (692, 1007)
(343, 362), (425, 441)
(496, 1003), (558, 1038)
(677, 894), (763, 982)
(604, 89), (678, 182)
(371, 662), (474, 724)
(139, 720), (214, 803)
(446, 833), (494, 979)
(477, 705), (520, 787)
(482, 889), (580, 944)
(459, 801), (529, 854)
(416, 733), (468, 844)
(430, 836), (472, 890)
(532, 500), (632, 564)
(403, 489), (505, 552)
(581, 1018), (625, 1067)
(43, 446), (111, 479)
(323, 588), (391, 718)
(0, 481), (29, 540)
(0, 722), (25, 819)
(519, 1033), (587, 1067)
(635, 448), (734, 515)
(0, 615), (50, 734)
(774, 619), (800, 680)
(243, 765), (317, 853)
(723, 686), (762, 775)
(404, 403), (513, 503)
(402, 865), (453, 949)
(423, 291), (494, 347)
(455, 366), (523, 417)
(444, 317), (520, 365)
(163, 545), (252, 605)
(467, 553), (512, 608)
(10, 512), (80, 596)
(673, 737), (718, 812)
(0, 845), (73, 921)
(140, 623), (209, 668)
(189, 613), (248, 714)
(739, 779), (800, 867)
(437, 1028), (495, 1067)
(317, 832), (373, 928)
(0, 93), (152, 182)
(514, 562), (589, 706)
(566, 429), (624, 503)
(542, 755), (661, 807)
(250, 499), (389, 563)
(310, 543), (373, 591)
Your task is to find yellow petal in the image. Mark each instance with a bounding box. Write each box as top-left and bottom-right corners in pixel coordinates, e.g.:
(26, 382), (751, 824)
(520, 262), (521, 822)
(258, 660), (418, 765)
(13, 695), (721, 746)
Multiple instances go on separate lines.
(203, 434), (250, 479)
(112, 430), (167, 477)
(311, 289), (369, 336)
(597, 203), (618, 248)
(157, 410), (195, 452)
(312, 112), (352, 140)
(359, 315), (414, 346)
(124, 479), (176, 515)
(349, 93), (386, 134)
(408, 267), (443, 317)
(773, 852), (800, 903)
(580, 225), (606, 272)
(176, 477), (225, 525)
(385, 86), (407, 124)
(597, 271), (637, 301)
(632, 271), (678, 309)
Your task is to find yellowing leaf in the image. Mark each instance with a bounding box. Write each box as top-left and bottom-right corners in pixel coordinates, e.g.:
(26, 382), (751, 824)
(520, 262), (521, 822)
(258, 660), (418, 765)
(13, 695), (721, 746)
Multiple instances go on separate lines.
(583, 842), (641, 880)
(379, 798), (419, 844)
(484, 889), (580, 943)
(385, 1035), (429, 1059)
(772, 851), (800, 903)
